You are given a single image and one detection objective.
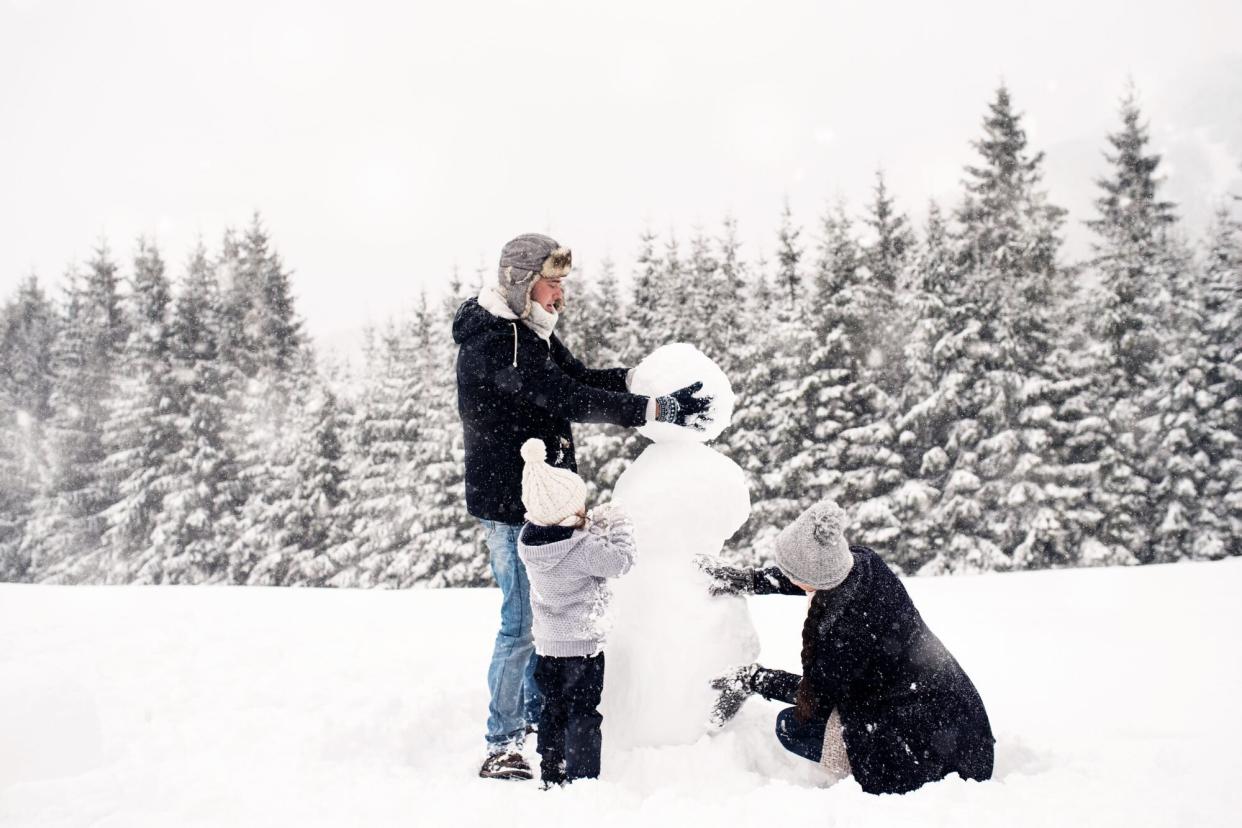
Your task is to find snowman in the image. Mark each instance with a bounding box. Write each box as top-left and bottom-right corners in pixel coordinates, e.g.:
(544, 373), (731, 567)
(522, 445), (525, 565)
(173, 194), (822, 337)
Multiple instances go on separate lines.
(600, 343), (759, 748)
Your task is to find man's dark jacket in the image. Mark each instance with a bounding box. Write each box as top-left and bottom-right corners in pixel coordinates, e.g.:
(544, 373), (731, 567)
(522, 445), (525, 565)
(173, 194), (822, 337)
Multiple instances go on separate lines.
(453, 297), (648, 524)
(752, 548), (995, 795)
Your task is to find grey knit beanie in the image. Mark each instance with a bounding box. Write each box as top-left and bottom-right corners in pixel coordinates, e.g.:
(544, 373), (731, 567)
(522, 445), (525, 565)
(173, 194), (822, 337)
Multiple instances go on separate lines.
(774, 500), (854, 591)
(497, 233), (572, 319)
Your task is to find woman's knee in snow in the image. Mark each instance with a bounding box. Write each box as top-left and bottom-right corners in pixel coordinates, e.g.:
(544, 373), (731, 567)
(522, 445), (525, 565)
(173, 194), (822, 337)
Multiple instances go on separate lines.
(774, 708), (800, 752)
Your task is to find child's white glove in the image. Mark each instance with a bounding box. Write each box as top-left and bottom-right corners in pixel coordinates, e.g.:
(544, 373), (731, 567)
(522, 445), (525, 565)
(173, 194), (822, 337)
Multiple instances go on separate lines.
(588, 502), (627, 526)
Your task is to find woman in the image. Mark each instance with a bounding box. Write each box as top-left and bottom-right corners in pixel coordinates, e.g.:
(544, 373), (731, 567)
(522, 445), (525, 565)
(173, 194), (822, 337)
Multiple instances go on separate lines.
(700, 500), (994, 795)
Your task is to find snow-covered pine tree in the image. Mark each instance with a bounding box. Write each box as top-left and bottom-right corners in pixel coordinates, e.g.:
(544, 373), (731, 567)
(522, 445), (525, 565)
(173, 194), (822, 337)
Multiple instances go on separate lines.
(683, 217), (747, 474)
(1085, 90), (1175, 394)
(138, 243), (244, 584)
(992, 225), (1084, 570)
(592, 257), (626, 365)
(806, 201), (867, 498)
(563, 257), (611, 367)
(861, 170), (916, 394)
(1009, 335), (1113, 569)
(727, 249), (786, 562)
(620, 228), (662, 365)
(330, 317), (421, 587)
(323, 322), (378, 585)
(96, 239), (181, 581)
(1047, 330), (1122, 568)
(775, 199), (803, 313)
(286, 384), (353, 585)
(375, 293), (436, 587)
(814, 188), (906, 561)
(399, 289), (485, 587)
(222, 216), (308, 582)
(919, 87), (1064, 573)
(762, 214), (818, 547)
(970, 85), (1071, 566)
(0, 275), (58, 581)
(684, 229), (720, 355)
(863, 172), (916, 291)
(662, 230), (688, 341)
(730, 212), (819, 563)
(1083, 88), (1181, 564)
(26, 246), (129, 582)
(957, 85), (1067, 290)
(914, 318), (1007, 575)
(711, 215), (746, 374)
(889, 203), (958, 571)
(1144, 232), (1223, 563)
(245, 365), (353, 587)
(1198, 206), (1242, 557)
(216, 227), (249, 375)
(0, 276), (58, 423)
(218, 213), (304, 381)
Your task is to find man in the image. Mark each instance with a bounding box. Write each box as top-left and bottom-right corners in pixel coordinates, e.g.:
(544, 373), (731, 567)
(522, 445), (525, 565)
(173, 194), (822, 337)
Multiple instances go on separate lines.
(453, 233), (711, 780)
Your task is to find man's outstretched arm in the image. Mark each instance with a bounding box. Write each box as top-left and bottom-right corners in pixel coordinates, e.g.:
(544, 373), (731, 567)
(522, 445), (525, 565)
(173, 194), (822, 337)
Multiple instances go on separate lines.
(462, 330), (647, 427)
(549, 335), (629, 393)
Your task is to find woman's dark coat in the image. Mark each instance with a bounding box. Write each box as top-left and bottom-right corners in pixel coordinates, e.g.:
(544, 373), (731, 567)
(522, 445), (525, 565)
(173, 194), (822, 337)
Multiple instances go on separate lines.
(753, 547), (995, 794)
(453, 298), (648, 524)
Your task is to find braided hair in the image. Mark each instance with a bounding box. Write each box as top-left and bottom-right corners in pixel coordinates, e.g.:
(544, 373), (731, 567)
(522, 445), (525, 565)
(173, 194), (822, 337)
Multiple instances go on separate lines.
(794, 589), (831, 723)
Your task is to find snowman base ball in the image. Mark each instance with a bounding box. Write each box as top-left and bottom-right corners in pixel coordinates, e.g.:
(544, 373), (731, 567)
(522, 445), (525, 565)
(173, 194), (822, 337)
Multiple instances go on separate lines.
(628, 343), (735, 442)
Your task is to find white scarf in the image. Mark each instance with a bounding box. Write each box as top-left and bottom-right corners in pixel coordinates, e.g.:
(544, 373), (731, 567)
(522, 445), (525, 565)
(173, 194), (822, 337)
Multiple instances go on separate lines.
(478, 286), (559, 341)
(524, 301), (559, 342)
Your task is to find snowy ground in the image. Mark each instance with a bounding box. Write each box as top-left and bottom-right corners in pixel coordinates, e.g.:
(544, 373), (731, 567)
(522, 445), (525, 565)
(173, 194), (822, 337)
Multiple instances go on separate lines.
(2, 559), (1240, 827)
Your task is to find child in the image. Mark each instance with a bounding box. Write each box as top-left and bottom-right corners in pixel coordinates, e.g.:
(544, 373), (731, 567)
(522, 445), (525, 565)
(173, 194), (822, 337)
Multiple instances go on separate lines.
(516, 438), (636, 787)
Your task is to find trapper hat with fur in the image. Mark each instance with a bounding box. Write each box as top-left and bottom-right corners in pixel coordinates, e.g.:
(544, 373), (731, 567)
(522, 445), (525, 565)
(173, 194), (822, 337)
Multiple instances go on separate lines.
(520, 438), (587, 527)
(774, 500), (854, 591)
(498, 233), (572, 319)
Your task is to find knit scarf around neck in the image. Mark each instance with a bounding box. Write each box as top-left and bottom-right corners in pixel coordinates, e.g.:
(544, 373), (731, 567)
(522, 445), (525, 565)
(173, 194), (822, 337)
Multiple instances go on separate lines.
(478, 286), (558, 342)
(524, 301), (559, 341)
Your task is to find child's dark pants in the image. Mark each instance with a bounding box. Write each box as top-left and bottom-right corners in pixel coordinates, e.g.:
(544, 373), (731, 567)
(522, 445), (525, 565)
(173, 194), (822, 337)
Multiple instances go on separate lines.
(534, 652), (605, 784)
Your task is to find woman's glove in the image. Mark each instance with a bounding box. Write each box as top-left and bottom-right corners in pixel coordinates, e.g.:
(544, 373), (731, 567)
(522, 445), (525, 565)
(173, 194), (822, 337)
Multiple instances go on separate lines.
(708, 663), (761, 726)
(694, 555), (754, 596)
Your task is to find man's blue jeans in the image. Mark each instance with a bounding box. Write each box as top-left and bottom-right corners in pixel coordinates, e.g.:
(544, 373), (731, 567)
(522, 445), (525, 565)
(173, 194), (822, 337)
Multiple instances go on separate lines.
(481, 519), (543, 751)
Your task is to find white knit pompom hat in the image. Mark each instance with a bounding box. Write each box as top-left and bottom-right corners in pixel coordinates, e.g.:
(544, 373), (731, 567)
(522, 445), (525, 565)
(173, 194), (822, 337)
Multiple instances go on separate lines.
(520, 438), (587, 527)
(774, 500), (854, 591)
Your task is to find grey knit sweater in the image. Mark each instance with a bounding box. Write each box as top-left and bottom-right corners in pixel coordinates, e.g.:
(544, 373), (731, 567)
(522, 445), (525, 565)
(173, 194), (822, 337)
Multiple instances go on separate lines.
(517, 507), (637, 658)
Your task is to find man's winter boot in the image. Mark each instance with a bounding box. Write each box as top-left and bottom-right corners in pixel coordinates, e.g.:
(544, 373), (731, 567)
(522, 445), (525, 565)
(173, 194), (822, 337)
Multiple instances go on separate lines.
(479, 751), (533, 781)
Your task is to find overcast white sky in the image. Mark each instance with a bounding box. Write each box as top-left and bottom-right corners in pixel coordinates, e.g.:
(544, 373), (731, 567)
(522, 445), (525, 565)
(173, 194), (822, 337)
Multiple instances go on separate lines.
(3, 0), (1240, 351)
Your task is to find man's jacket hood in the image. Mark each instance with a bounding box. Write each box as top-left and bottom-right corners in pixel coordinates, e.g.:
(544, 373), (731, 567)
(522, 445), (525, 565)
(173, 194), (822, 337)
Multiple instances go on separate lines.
(453, 297), (508, 346)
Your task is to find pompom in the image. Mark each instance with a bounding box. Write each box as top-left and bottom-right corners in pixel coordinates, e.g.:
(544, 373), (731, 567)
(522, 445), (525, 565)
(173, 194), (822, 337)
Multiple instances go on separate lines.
(809, 500), (847, 546)
(520, 438), (548, 464)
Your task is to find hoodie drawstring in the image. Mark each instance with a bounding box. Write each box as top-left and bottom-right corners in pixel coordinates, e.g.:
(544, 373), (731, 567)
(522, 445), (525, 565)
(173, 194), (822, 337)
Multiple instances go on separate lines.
(511, 322), (518, 368)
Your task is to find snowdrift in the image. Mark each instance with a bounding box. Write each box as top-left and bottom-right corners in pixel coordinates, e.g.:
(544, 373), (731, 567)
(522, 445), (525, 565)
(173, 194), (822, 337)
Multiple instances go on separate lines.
(2, 559), (1240, 827)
